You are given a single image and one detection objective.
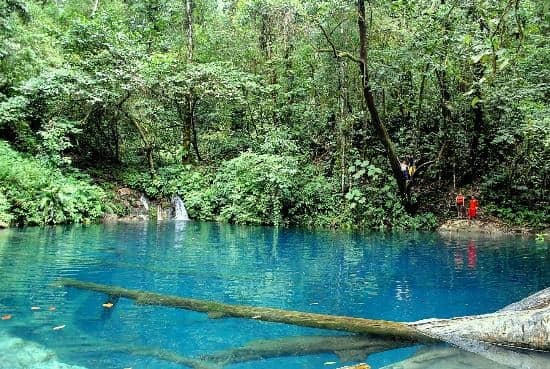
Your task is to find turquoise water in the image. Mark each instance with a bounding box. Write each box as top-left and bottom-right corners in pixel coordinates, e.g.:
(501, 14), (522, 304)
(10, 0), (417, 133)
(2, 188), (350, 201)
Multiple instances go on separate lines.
(0, 222), (548, 369)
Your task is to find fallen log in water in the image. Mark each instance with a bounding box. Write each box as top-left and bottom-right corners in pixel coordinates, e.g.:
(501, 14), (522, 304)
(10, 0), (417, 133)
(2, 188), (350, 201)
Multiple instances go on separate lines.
(58, 278), (430, 343)
(78, 335), (408, 369)
(197, 334), (409, 367)
(58, 279), (550, 351)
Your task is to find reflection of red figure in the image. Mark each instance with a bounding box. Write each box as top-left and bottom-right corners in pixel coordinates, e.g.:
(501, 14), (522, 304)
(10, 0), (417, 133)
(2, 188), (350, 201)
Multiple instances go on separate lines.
(468, 240), (477, 268)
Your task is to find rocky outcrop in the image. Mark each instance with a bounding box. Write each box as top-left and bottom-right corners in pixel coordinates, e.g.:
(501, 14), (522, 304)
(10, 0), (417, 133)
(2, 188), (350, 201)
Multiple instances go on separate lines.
(0, 333), (87, 369)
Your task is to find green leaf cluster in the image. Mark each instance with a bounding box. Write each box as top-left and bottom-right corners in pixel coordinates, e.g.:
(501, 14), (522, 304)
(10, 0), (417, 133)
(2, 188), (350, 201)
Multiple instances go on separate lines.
(0, 141), (108, 225)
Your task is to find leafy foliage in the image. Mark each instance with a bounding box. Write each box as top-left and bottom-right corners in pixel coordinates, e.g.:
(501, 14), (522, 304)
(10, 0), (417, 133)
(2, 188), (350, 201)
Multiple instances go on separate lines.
(0, 141), (108, 225)
(214, 152), (330, 225)
(0, 0), (547, 230)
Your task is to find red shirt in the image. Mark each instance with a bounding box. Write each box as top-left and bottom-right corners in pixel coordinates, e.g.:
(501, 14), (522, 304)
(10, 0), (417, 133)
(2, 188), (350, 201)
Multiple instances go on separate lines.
(468, 199), (478, 218)
(456, 195), (464, 205)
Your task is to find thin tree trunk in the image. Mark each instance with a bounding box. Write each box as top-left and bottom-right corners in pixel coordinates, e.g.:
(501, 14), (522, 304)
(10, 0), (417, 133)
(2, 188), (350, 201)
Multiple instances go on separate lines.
(470, 62), (485, 174)
(317, 22), (349, 194)
(191, 99), (201, 162)
(185, 0), (193, 61)
(181, 0), (194, 164)
(179, 101), (193, 164)
(123, 112), (155, 175)
(416, 63), (429, 122)
(91, 0), (99, 17)
(357, 0), (408, 199)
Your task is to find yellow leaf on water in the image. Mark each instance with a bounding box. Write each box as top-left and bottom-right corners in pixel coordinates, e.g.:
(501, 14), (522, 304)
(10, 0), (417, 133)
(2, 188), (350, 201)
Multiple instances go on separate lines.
(52, 325), (65, 330)
(102, 303), (114, 308)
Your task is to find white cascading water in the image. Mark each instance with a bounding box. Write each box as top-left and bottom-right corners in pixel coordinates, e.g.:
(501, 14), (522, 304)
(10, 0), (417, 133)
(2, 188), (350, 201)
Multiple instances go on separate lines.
(139, 195), (150, 211)
(156, 204), (163, 221)
(172, 195), (190, 221)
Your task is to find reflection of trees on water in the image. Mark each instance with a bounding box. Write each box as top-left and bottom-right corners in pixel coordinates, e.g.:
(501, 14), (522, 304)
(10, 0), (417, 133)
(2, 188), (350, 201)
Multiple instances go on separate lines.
(0, 224), (548, 368)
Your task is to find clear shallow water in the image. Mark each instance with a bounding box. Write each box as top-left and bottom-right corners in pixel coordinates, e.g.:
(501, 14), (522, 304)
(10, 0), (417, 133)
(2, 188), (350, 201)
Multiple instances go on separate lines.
(0, 222), (548, 369)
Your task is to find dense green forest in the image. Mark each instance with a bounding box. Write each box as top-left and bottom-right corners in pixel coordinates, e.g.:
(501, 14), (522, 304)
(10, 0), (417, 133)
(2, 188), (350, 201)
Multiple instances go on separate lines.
(0, 0), (548, 230)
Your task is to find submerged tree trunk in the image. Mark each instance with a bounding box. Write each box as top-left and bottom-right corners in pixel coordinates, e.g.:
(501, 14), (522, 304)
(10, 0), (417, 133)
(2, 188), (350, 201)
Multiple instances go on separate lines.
(59, 279), (550, 351)
(84, 335), (409, 369)
(356, 0), (408, 201)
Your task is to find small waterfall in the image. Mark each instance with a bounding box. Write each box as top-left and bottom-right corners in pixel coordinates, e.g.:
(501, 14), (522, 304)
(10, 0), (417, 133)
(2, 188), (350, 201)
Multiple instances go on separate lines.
(172, 195), (190, 221)
(156, 204), (163, 221)
(139, 195), (150, 211)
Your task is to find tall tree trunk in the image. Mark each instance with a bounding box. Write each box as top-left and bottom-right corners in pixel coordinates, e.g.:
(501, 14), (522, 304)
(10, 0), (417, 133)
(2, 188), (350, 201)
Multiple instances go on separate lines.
(181, 0), (195, 164)
(185, 0), (194, 61)
(318, 22), (350, 194)
(190, 99), (201, 162)
(470, 62), (485, 174)
(356, 0), (408, 200)
(179, 101), (193, 164)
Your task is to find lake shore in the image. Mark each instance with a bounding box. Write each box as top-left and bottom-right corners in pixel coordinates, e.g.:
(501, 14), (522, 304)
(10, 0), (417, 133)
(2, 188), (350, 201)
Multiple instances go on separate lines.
(438, 217), (536, 236)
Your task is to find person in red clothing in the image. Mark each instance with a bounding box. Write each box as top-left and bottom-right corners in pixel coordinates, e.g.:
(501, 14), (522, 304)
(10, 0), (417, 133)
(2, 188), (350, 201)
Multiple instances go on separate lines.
(455, 192), (465, 218)
(468, 196), (479, 219)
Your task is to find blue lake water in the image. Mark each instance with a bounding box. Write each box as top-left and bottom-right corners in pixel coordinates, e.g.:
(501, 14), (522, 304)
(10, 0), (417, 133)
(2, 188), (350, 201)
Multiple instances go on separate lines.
(0, 222), (548, 369)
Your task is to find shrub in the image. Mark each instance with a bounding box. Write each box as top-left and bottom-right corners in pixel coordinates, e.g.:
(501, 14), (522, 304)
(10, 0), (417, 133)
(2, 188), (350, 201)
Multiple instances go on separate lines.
(0, 189), (13, 227)
(0, 141), (108, 225)
(214, 152), (334, 226)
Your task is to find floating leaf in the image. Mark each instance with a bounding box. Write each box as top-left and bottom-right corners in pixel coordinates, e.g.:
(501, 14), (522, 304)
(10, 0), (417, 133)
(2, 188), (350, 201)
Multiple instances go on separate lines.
(102, 303), (114, 308)
(52, 324), (66, 330)
(31, 306), (41, 311)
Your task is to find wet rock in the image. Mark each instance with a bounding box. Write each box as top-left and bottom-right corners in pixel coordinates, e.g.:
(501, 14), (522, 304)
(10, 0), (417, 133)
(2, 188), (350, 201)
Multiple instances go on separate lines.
(117, 187), (134, 197)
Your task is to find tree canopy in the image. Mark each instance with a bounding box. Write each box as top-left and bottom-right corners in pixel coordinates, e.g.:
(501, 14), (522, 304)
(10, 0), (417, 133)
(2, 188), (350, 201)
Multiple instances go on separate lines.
(0, 0), (548, 229)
